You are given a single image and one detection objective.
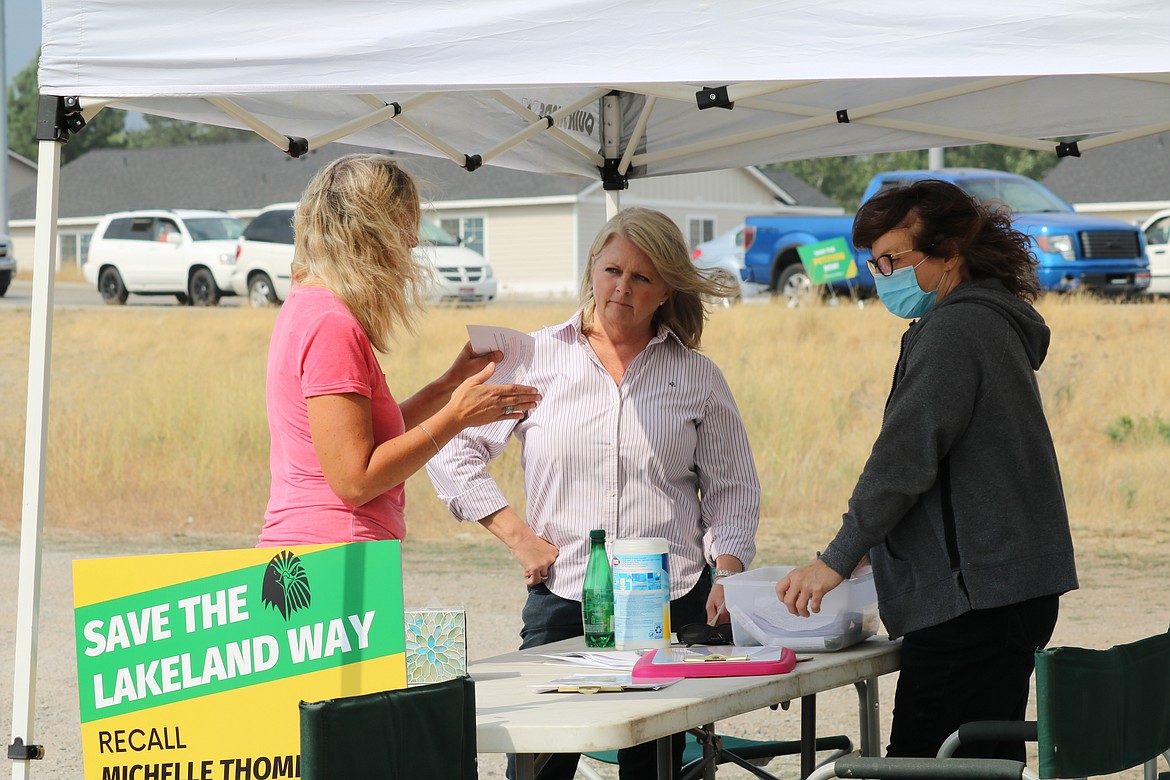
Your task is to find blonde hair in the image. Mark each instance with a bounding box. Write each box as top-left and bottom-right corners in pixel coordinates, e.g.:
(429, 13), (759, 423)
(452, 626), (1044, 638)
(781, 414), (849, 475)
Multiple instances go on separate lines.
(293, 153), (427, 353)
(580, 208), (736, 349)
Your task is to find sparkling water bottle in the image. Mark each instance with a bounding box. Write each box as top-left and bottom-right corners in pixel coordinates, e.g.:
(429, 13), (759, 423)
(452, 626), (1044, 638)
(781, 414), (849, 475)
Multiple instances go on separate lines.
(582, 529), (615, 647)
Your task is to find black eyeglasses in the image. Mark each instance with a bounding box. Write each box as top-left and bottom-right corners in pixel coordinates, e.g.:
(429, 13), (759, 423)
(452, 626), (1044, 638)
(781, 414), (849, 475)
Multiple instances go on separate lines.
(676, 621), (735, 647)
(866, 247), (930, 277)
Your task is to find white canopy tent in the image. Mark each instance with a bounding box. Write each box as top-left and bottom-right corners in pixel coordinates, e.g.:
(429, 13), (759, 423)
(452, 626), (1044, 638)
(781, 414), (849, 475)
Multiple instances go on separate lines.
(14, 0), (1170, 775)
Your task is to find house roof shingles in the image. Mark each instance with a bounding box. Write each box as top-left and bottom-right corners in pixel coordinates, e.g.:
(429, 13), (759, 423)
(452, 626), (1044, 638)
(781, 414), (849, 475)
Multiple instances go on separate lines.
(1042, 132), (1170, 205)
(10, 141), (838, 220)
(9, 142), (595, 220)
(756, 167), (841, 209)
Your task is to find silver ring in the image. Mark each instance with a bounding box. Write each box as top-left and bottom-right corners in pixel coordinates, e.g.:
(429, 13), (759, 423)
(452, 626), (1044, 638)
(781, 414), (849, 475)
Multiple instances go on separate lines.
(504, 405), (514, 415)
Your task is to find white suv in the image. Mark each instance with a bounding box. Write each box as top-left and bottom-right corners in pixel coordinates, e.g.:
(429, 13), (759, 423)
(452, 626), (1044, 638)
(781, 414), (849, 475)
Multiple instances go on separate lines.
(83, 210), (245, 305)
(231, 203), (498, 307)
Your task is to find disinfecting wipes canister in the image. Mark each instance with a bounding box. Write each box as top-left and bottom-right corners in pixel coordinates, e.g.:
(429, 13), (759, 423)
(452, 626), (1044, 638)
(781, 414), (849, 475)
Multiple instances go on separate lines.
(611, 537), (670, 650)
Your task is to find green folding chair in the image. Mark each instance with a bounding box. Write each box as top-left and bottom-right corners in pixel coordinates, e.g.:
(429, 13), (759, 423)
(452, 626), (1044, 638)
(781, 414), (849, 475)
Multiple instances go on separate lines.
(578, 726), (853, 780)
(299, 675), (478, 780)
(806, 628), (1170, 780)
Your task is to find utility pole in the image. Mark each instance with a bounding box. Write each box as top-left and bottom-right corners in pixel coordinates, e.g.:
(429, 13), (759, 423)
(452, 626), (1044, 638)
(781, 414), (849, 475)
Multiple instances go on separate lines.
(1, 0), (10, 237)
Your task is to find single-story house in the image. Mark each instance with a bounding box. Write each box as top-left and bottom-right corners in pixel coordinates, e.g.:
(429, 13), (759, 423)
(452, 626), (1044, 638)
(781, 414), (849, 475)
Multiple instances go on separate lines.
(2, 150), (38, 245)
(1042, 132), (1170, 225)
(8, 141), (842, 296)
(5, 150), (37, 201)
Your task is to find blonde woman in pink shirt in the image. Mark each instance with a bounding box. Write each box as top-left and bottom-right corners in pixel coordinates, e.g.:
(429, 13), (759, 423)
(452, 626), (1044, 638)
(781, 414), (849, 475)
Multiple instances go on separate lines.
(259, 153), (540, 546)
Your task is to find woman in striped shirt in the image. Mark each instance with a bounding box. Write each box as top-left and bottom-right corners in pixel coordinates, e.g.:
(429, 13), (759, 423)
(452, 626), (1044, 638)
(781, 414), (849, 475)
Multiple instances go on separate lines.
(428, 207), (761, 780)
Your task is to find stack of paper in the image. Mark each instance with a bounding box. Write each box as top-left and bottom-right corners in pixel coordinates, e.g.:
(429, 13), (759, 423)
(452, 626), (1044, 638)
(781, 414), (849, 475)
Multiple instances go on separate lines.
(530, 673), (682, 694)
(523, 650), (643, 671)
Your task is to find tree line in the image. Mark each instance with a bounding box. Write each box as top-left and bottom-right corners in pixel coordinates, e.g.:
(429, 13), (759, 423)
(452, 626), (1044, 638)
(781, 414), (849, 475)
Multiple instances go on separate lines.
(9, 51), (1059, 209)
(774, 147), (1060, 211)
(6, 51), (255, 165)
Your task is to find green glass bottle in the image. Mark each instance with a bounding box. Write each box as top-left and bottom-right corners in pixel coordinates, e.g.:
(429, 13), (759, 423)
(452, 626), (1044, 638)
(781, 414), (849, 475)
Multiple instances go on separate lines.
(582, 529), (615, 647)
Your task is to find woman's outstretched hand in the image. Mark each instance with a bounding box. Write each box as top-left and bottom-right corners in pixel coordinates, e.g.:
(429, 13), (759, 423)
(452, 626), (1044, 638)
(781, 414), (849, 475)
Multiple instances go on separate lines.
(774, 558), (844, 617)
(447, 361), (541, 428)
(442, 342), (501, 386)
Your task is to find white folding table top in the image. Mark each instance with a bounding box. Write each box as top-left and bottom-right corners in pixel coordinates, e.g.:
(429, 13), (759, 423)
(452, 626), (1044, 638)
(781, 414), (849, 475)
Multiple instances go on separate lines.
(470, 637), (901, 754)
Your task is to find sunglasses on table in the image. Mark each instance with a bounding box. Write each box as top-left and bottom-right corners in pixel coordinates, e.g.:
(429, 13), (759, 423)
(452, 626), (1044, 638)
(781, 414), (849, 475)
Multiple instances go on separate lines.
(866, 246), (932, 277)
(676, 621), (735, 647)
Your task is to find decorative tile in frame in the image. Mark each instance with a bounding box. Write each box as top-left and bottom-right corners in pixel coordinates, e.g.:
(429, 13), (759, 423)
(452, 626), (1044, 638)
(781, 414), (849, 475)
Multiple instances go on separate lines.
(404, 608), (467, 686)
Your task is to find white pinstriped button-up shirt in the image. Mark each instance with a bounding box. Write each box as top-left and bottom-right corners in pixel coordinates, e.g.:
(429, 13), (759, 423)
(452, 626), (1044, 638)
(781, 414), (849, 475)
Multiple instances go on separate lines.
(427, 314), (760, 601)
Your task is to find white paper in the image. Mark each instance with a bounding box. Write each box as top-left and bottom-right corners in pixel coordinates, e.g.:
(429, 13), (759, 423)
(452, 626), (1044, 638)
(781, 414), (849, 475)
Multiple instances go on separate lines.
(466, 324), (535, 385)
(523, 650), (644, 671)
(529, 673), (682, 693)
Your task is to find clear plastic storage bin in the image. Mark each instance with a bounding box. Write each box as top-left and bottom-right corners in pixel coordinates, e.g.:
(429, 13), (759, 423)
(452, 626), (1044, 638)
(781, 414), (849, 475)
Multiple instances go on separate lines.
(722, 566), (879, 651)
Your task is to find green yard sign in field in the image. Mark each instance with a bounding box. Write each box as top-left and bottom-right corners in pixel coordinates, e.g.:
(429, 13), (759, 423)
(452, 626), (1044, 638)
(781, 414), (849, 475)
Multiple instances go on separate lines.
(797, 237), (857, 284)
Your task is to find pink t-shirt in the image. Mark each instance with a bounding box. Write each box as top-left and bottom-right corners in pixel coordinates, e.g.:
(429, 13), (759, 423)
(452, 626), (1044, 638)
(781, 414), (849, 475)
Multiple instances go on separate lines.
(259, 285), (406, 545)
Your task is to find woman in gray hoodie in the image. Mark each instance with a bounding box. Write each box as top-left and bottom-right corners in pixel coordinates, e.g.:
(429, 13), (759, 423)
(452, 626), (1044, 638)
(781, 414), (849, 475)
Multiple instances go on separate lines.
(775, 179), (1078, 760)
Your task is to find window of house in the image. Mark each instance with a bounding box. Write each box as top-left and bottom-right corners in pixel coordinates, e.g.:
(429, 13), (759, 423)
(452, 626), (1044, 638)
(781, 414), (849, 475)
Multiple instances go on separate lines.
(439, 216), (486, 257)
(688, 218), (715, 247)
(58, 232), (92, 268)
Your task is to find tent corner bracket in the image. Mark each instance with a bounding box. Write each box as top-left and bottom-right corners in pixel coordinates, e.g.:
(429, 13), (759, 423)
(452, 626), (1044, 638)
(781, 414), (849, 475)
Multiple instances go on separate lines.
(601, 159), (629, 191)
(285, 137), (309, 158)
(463, 154), (483, 172)
(836, 109), (850, 123)
(8, 737), (45, 761)
(696, 86), (734, 110)
(1055, 141), (1081, 158)
(36, 94), (85, 143)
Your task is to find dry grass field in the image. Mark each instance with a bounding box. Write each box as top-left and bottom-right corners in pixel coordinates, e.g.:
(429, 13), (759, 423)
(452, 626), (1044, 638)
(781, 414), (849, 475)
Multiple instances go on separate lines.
(1, 295), (1169, 779)
(2, 296), (1169, 561)
(2, 296), (1169, 565)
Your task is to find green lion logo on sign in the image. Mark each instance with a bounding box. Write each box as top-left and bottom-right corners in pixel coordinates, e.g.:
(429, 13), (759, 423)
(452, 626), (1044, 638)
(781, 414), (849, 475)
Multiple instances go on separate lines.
(261, 550), (312, 619)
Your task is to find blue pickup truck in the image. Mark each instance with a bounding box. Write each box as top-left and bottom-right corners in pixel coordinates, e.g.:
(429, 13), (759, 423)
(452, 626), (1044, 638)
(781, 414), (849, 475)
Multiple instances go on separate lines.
(742, 168), (1151, 300)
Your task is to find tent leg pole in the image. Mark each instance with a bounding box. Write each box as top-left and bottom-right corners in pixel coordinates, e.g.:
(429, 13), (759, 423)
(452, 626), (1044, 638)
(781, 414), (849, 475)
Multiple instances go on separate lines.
(605, 189), (621, 220)
(9, 137), (64, 780)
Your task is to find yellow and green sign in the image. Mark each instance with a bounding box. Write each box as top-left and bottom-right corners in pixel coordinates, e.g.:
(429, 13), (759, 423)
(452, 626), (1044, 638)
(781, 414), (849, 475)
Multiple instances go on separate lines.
(797, 237), (858, 284)
(73, 541), (405, 779)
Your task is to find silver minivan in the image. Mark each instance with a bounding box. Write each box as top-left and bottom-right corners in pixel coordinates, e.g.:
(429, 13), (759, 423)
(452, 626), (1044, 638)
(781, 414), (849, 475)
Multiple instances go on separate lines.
(231, 203), (498, 307)
(83, 209), (245, 305)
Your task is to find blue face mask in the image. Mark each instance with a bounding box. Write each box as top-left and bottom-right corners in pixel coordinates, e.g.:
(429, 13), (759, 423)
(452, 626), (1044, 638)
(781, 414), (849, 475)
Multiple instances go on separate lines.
(873, 259), (943, 319)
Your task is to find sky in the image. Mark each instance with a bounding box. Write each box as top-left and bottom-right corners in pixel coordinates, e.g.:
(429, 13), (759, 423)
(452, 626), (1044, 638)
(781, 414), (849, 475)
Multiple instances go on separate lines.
(4, 0), (41, 85)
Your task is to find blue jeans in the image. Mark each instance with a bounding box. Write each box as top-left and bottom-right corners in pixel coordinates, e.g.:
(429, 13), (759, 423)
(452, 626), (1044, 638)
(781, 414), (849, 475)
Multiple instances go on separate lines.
(509, 574), (712, 780)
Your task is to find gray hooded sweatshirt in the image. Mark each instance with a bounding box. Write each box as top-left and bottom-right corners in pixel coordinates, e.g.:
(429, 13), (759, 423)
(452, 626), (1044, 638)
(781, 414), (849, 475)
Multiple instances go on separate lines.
(820, 278), (1078, 638)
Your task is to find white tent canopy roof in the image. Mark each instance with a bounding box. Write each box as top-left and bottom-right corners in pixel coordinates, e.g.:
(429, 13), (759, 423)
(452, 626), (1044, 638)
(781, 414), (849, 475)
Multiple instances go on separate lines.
(39, 0), (1170, 180)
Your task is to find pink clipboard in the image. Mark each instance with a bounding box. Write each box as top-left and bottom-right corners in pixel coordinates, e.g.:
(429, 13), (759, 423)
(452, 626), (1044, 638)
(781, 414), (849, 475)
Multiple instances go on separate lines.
(632, 646), (797, 679)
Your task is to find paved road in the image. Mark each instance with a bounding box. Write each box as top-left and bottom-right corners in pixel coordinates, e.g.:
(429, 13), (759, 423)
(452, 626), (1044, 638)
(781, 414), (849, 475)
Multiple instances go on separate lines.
(1, 280), (246, 309)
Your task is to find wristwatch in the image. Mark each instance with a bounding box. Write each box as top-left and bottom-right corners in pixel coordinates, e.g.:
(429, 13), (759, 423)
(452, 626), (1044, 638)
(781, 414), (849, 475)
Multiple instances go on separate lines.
(712, 568), (740, 581)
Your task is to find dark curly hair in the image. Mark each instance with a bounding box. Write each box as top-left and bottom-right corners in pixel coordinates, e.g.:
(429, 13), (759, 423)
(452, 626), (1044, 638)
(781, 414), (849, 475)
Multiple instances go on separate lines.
(852, 179), (1041, 302)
